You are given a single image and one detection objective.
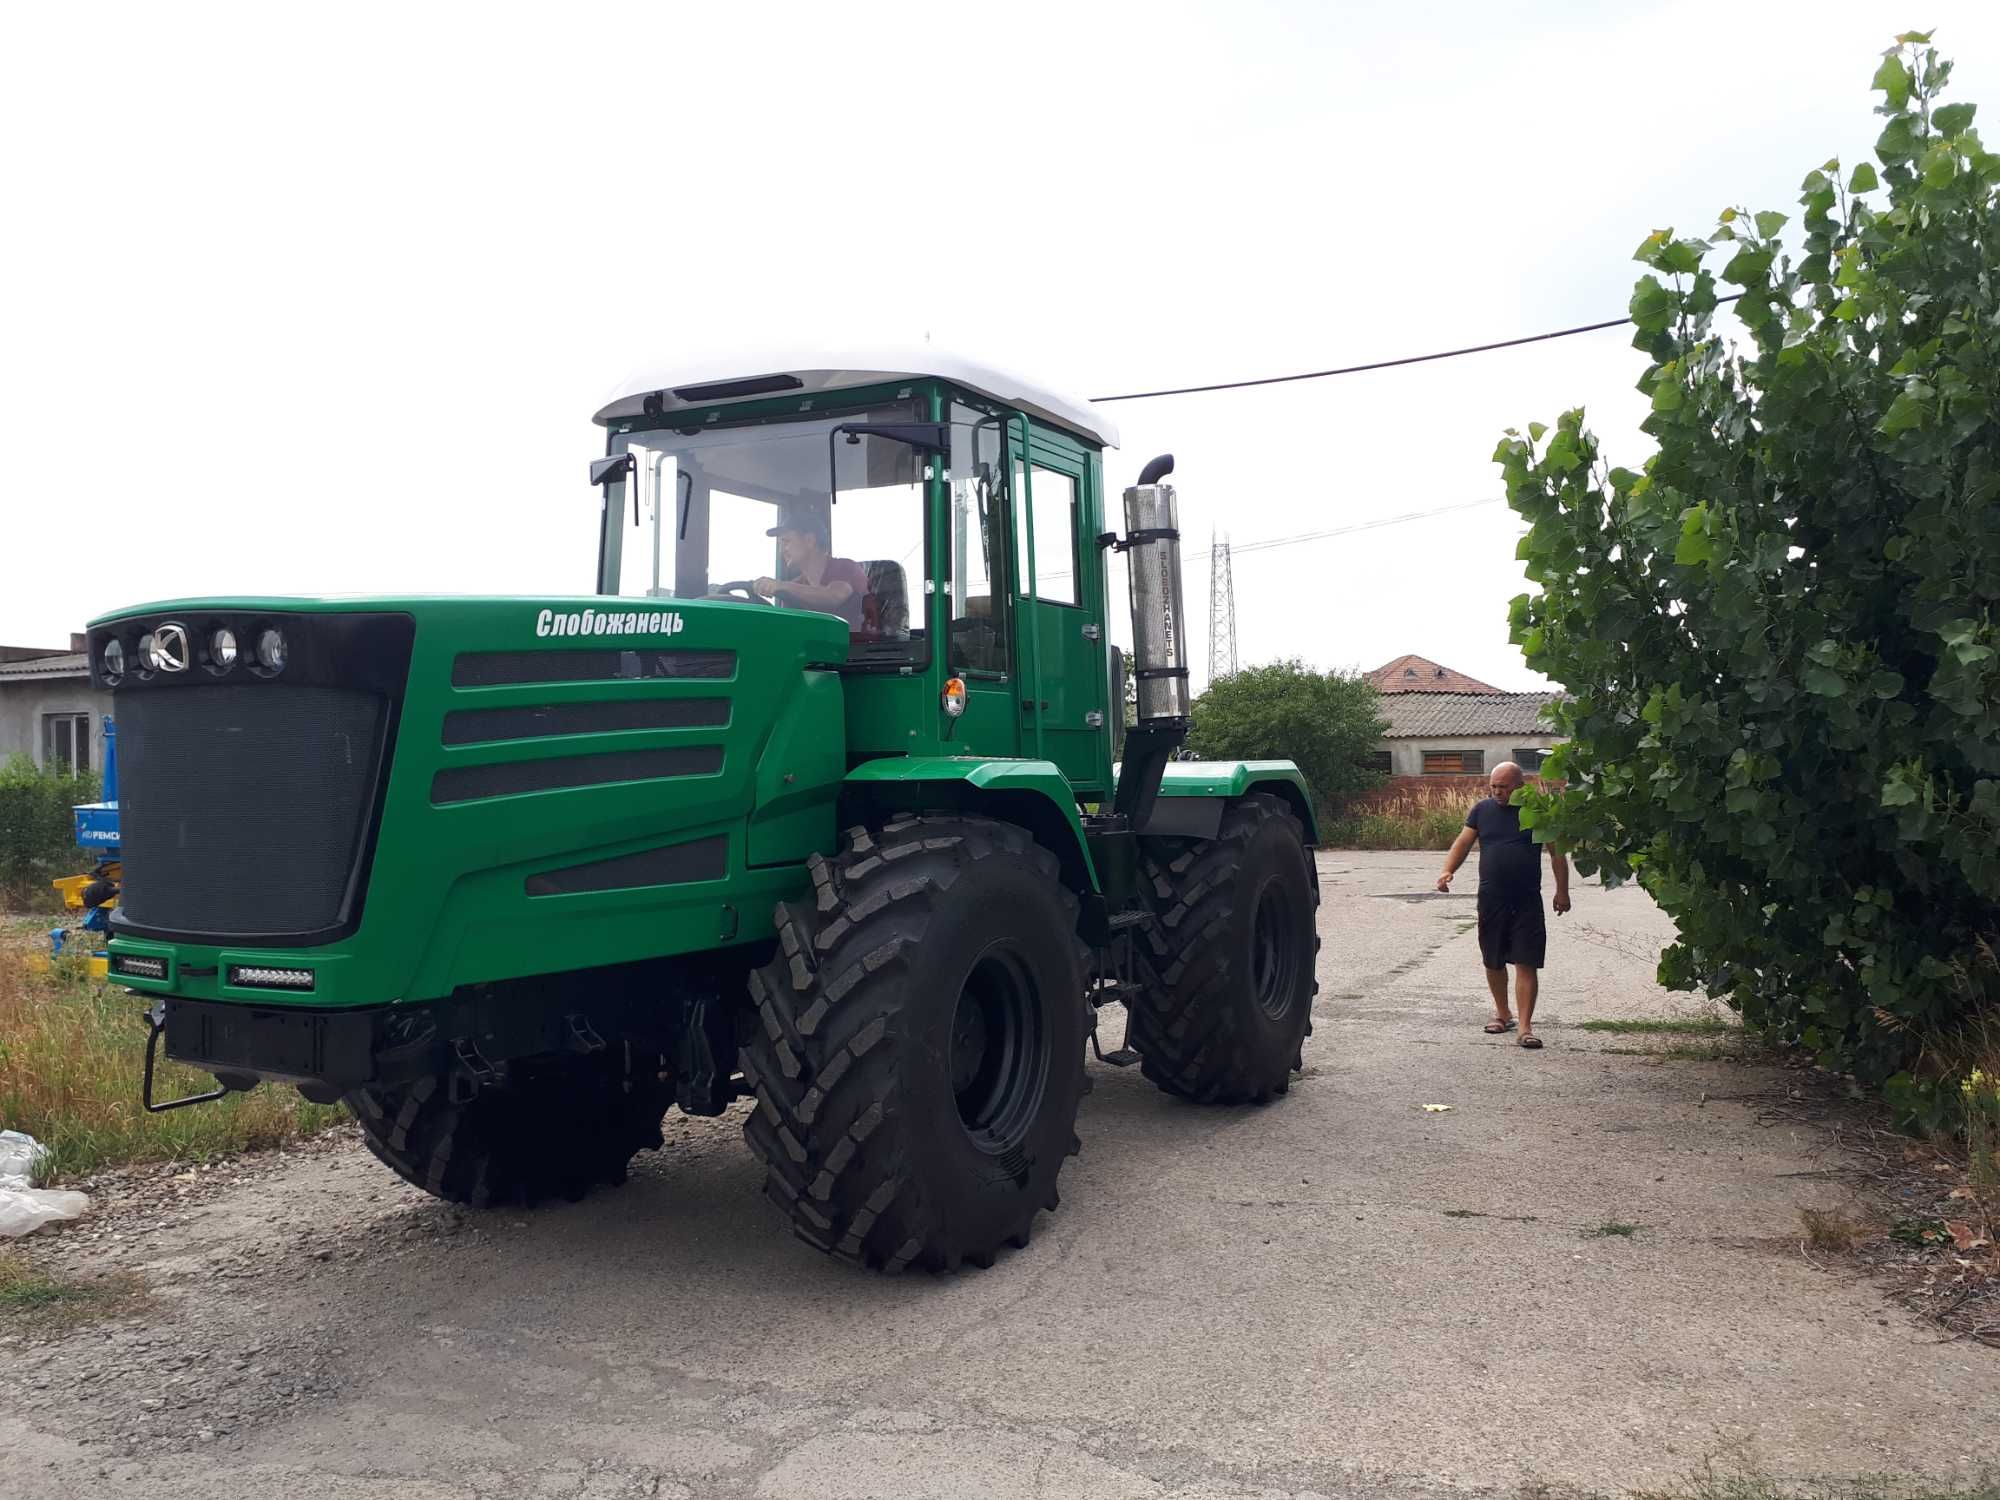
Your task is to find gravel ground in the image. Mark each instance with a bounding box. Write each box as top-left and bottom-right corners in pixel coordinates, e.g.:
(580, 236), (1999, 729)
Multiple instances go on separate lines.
(2, 851), (1995, 1499)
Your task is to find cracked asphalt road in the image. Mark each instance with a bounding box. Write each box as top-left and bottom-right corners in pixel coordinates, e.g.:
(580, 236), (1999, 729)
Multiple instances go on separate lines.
(4, 851), (1995, 1498)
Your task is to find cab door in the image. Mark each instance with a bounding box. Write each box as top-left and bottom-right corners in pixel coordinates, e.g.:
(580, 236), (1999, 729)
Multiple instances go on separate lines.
(1010, 436), (1111, 799)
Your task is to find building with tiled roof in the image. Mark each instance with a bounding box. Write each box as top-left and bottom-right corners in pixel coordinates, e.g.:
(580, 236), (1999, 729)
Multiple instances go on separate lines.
(1365, 653), (1505, 695)
(1363, 657), (1562, 778)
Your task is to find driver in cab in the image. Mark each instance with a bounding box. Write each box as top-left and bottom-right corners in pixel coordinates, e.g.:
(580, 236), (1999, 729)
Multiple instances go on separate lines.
(755, 508), (868, 631)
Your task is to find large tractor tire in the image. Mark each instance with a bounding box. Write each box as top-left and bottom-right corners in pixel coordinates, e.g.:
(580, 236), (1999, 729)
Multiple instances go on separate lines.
(346, 1051), (670, 1207)
(1129, 793), (1319, 1104)
(741, 814), (1087, 1272)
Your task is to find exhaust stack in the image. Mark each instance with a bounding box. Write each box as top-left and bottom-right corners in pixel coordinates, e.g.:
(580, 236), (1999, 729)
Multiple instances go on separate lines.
(1112, 455), (1190, 830)
(1123, 454), (1190, 723)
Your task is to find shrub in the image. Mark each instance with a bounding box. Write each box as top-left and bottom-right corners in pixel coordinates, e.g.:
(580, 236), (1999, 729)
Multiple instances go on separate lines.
(0, 755), (97, 908)
(1499, 35), (2000, 1111)
(1321, 781), (1472, 849)
(1968, 1069), (2000, 1188)
(1187, 660), (1387, 820)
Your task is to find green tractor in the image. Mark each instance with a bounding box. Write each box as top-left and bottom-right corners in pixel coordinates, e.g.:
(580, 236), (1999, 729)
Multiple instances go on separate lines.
(90, 355), (1320, 1272)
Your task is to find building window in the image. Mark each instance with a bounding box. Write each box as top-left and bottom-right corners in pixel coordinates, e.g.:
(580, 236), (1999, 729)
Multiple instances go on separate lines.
(43, 713), (91, 772)
(1362, 750), (1392, 774)
(1422, 749), (1484, 775)
(1511, 746), (1548, 772)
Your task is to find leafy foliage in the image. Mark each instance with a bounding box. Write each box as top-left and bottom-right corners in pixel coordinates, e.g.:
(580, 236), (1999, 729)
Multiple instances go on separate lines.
(1187, 659), (1386, 815)
(0, 755), (97, 907)
(1500, 37), (2000, 1103)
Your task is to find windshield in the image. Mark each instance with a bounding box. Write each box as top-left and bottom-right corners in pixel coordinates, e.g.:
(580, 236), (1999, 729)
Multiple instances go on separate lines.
(601, 407), (928, 665)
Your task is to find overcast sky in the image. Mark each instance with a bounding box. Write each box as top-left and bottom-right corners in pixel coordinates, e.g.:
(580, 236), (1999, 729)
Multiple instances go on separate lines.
(5, 1), (1995, 692)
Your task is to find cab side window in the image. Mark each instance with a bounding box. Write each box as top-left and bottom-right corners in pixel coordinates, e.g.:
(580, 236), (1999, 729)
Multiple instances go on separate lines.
(948, 416), (1009, 673)
(1015, 465), (1079, 607)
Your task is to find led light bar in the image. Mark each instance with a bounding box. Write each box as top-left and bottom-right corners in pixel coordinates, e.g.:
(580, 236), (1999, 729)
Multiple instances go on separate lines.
(111, 954), (168, 980)
(228, 965), (316, 991)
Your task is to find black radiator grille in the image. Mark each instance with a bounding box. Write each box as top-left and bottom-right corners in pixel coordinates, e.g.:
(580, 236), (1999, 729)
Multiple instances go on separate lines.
(430, 745), (722, 805)
(117, 685), (387, 940)
(441, 697), (729, 746)
(451, 649), (736, 687)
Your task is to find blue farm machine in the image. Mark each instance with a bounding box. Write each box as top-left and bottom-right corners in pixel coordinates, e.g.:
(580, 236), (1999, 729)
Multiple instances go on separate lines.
(50, 718), (121, 970)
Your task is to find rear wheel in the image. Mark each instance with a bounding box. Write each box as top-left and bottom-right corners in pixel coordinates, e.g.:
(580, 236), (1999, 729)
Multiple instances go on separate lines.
(346, 1050), (670, 1207)
(741, 814), (1087, 1272)
(1130, 793), (1319, 1104)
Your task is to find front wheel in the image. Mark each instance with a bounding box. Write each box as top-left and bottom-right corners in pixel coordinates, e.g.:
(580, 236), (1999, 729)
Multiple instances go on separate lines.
(741, 814), (1087, 1272)
(1129, 793), (1320, 1104)
(346, 1051), (669, 1207)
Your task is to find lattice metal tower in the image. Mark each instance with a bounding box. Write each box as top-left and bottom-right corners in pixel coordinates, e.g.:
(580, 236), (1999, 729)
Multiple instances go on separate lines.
(1207, 528), (1238, 683)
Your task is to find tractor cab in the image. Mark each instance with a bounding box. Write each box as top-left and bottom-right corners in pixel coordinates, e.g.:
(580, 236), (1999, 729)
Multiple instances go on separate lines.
(591, 355), (1120, 795)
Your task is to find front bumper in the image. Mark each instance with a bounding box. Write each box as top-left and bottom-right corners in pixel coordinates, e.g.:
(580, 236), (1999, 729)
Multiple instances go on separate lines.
(160, 996), (435, 1095)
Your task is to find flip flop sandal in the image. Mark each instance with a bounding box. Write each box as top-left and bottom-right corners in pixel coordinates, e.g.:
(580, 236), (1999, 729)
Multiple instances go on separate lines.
(1483, 1018), (1517, 1033)
(1518, 1034), (1544, 1049)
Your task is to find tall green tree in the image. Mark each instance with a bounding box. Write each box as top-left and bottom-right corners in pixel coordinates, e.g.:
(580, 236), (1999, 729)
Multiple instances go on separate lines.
(1500, 35), (2000, 1115)
(1188, 660), (1387, 811)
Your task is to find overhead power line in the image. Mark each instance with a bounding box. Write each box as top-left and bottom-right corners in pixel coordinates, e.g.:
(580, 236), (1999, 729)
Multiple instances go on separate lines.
(1186, 496), (1508, 562)
(1091, 294), (1744, 404)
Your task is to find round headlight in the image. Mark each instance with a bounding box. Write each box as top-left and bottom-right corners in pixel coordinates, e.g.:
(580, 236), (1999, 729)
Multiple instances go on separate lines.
(208, 627), (238, 670)
(139, 632), (161, 671)
(255, 627), (288, 673)
(102, 639), (125, 679)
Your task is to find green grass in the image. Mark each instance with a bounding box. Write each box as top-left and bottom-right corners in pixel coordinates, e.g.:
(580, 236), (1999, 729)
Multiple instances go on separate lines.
(1576, 1016), (1738, 1035)
(0, 937), (346, 1182)
(1582, 1220), (1641, 1238)
(0, 1247), (144, 1331)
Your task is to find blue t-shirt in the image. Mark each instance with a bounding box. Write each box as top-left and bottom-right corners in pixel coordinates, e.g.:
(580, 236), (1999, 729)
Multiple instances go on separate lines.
(1466, 797), (1541, 905)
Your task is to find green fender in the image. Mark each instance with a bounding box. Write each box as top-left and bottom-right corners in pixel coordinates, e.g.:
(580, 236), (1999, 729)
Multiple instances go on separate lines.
(841, 757), (1099, 893)
(1152, 760), (1320, 843)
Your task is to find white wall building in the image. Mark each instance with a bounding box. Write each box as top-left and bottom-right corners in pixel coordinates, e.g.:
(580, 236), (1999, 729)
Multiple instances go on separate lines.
(0, 639), (110, 773)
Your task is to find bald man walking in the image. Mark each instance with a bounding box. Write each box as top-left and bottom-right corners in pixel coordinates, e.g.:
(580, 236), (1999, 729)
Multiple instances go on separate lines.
(1435, 761), (1570, 1049)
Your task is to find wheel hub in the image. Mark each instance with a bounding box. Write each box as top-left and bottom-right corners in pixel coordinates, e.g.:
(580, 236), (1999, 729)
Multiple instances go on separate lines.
(947, 946), (1046, 1149)
(1250, 878), (1300, 1020)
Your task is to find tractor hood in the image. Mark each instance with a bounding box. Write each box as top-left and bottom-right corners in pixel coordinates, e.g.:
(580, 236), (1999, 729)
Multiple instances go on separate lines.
(88, 594), (849, 1007)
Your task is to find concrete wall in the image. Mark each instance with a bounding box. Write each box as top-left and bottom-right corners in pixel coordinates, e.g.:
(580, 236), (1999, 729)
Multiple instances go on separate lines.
(0, 679), (114, 773)
(1382, 734), (1559, 779)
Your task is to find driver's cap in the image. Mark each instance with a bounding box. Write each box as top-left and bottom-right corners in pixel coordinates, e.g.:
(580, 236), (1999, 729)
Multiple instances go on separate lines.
(766, 506), (827, 541)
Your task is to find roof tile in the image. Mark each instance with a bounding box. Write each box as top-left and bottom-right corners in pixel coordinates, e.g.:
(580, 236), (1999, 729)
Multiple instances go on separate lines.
(1378, 691), (1562, 738)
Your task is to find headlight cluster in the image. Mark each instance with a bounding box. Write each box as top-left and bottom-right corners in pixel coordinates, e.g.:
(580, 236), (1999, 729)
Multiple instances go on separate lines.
(97, 622), (288, 684)
(255, 628), (287, 672)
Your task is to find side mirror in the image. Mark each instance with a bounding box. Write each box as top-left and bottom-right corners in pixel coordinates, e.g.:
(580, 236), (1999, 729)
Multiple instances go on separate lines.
(590, 454), (635, 488)
(831, 422), (949, 455)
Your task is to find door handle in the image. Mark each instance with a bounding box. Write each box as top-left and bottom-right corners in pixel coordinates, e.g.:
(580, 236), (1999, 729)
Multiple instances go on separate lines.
(1020, 699), (1049, 712)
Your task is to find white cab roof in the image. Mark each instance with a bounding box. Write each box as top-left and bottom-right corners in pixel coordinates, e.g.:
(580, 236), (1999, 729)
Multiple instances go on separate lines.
(593, 348), (1118, 449)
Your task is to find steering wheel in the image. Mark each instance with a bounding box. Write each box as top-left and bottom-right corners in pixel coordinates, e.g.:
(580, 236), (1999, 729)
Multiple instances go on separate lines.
(708, 580), (774, 604)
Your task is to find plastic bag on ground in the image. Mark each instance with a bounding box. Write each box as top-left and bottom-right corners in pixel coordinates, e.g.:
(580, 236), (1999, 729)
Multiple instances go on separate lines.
(0, 1130), (89, 1236)
(0, 1187), (91, 1237)
(0, 1128), (49, 1189)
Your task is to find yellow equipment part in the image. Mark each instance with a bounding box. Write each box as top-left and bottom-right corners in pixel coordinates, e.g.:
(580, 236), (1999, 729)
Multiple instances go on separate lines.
(50, 868), (119, 911)
(22, 952), (110, 978)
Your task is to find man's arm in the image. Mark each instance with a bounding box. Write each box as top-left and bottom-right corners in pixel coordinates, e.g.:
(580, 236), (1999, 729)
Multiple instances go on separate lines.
(761, 575), (856, 610)
(1550, 847), (1571, 914)
(1436, 826), (1477, 893)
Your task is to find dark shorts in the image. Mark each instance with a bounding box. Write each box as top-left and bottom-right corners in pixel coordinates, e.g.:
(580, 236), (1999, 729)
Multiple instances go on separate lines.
(1478, 898), (1546, 970)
